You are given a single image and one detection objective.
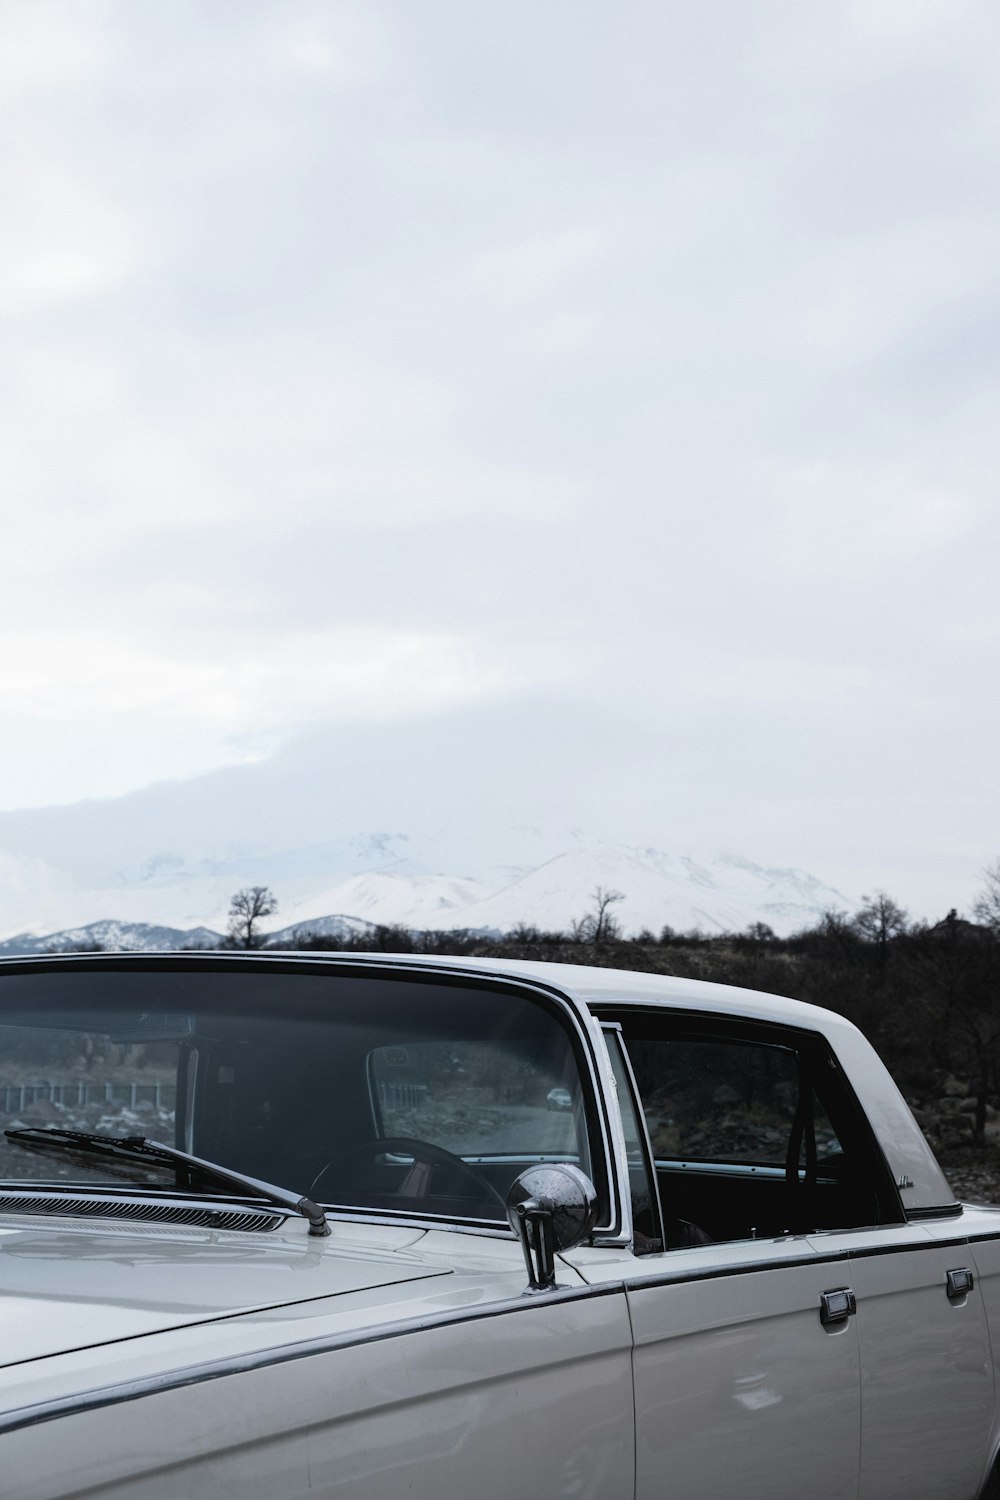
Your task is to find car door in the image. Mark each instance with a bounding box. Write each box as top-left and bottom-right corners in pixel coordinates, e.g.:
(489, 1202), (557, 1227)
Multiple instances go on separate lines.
(807, 1221), (994, 1500)
(584, 1024), (863, 1500)
(625, 1239), (862, 1500)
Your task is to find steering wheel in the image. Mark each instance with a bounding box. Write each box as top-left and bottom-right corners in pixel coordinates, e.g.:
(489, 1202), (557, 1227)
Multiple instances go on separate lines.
(310, 1136), (508, 1215)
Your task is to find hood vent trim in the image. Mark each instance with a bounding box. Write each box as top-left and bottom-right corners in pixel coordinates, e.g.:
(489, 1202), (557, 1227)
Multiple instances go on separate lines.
(0, 1191), (284, 1232)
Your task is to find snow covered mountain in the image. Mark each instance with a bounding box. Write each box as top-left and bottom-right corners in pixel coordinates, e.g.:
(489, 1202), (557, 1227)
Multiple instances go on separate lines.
(0, 920), (223, 956)
(0, 843), (853, 953)
(265, 914), (377, 946)
(0, 914), (379, 956)
(412, 846), (849, 937)
(267, 872), (493, 931)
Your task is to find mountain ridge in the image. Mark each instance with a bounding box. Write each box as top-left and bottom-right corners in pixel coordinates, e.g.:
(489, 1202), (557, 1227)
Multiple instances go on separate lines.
(0, 842), (853, 953)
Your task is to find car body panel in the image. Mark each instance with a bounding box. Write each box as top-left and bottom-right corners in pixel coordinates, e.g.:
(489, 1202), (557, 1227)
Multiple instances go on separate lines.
(564, 1236), (862, 1499)
(2, 1281), (634, 1500)
(851, 1240), (992, 1500)
(0, 1215), (456, 1365)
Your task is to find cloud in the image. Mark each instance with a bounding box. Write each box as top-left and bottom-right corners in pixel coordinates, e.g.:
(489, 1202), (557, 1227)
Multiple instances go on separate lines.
(470, 226), (613, 303)
(0, 0), (113, 102)
(0, 628), (508, 730)
(763, 218), (1000, 364)
(844, 0), (975, 45)
(0, 1), (998, 916)
(0, 149), (134, 317)
(771, 463), (983, 580)
(256, 2), (392, 86)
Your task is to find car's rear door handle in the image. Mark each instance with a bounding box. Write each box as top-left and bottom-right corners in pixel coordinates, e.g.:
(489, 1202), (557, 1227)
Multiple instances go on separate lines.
(820, 1288), (857, 1325)
(946, 1267), (974, 1301)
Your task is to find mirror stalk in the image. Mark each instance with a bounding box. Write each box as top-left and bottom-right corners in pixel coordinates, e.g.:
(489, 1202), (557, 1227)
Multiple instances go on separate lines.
(514, 1198), (558, 1291)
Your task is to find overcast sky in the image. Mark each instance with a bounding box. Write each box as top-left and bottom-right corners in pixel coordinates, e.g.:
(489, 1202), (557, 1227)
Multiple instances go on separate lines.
(2, 0), (999, 917)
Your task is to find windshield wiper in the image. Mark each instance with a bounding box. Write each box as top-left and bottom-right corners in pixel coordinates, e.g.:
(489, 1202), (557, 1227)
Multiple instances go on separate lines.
(3, 1127), (330, 1237)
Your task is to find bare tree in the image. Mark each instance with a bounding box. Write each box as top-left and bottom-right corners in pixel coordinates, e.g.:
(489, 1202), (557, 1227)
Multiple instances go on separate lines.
(853, 891), (908, 946)
(973, 860), (1000, 931)
(572, 886), (625, 947)
(852, 891), (908, 979)
(227, 886), (278, 949)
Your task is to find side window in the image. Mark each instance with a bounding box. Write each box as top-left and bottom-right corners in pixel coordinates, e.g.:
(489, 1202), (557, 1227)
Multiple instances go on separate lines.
(619, 1020), (896, 1246)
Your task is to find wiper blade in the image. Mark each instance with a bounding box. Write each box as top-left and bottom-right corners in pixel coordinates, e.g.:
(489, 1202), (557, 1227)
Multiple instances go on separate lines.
(4, 1127), (330, 1237)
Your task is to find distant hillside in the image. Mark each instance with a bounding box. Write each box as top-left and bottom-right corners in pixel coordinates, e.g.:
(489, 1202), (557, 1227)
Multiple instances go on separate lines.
(263, 914), (377, 946)
(0, 920), (223, 956)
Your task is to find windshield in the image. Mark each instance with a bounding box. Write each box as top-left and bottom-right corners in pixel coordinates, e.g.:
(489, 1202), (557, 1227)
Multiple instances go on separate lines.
(0, 962), (595, 1226)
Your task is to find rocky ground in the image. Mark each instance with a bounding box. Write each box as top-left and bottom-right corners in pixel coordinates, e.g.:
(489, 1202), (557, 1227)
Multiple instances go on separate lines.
(937, 1144), (1000, 1206)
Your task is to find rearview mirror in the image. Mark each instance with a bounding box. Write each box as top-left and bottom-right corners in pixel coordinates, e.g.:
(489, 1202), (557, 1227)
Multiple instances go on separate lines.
(505, 1163), (597, 1292)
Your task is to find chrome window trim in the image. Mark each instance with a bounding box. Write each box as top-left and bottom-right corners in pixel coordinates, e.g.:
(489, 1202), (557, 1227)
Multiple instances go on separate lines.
(653, 1158), (840, 1182)
(623, 1242), (846, 1293)
(624, 1226), (1000, 1294)
(601, 1022), (664, 1251)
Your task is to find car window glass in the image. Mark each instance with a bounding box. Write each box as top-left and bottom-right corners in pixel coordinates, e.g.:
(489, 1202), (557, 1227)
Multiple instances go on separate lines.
(0, 970), (599, 1227)
(627, 1036), (842, 1166)
(370, 1040), (582, 1157)
(0, 1023), (180, 1185)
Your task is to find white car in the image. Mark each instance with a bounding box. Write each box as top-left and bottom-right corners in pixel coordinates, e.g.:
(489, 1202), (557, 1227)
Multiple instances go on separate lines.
(0, 950), (996, 1499)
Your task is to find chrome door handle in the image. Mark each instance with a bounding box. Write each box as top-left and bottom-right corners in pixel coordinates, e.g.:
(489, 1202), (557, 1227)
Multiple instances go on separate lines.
(820, 1288), (857, 1325)
(946, 1267), (974, 1301)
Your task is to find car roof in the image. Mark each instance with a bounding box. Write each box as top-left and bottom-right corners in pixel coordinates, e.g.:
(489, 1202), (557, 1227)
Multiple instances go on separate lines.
(0, 948), (849, 1034)
(414, 954), (848, 1029)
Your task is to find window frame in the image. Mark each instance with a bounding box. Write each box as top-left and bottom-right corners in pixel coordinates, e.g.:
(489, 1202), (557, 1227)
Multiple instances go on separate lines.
(601, 1022), (665, 1254)
(593, 1005), (905, 1236)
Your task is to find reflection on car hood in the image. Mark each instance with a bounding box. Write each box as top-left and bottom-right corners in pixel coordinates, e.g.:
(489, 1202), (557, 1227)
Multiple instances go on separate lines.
(0, 1214), (453, 1369)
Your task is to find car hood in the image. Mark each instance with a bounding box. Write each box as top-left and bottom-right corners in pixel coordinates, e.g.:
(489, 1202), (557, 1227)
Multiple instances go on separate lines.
(0, 1214), (453, 1369)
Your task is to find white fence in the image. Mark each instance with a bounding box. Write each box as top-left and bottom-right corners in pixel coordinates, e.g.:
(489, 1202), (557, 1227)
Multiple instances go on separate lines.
(0, 1081), (176, 1113)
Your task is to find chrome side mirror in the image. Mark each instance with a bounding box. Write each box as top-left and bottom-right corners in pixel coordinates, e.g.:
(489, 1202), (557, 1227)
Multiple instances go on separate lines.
(505, 1164), (598, 1292)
